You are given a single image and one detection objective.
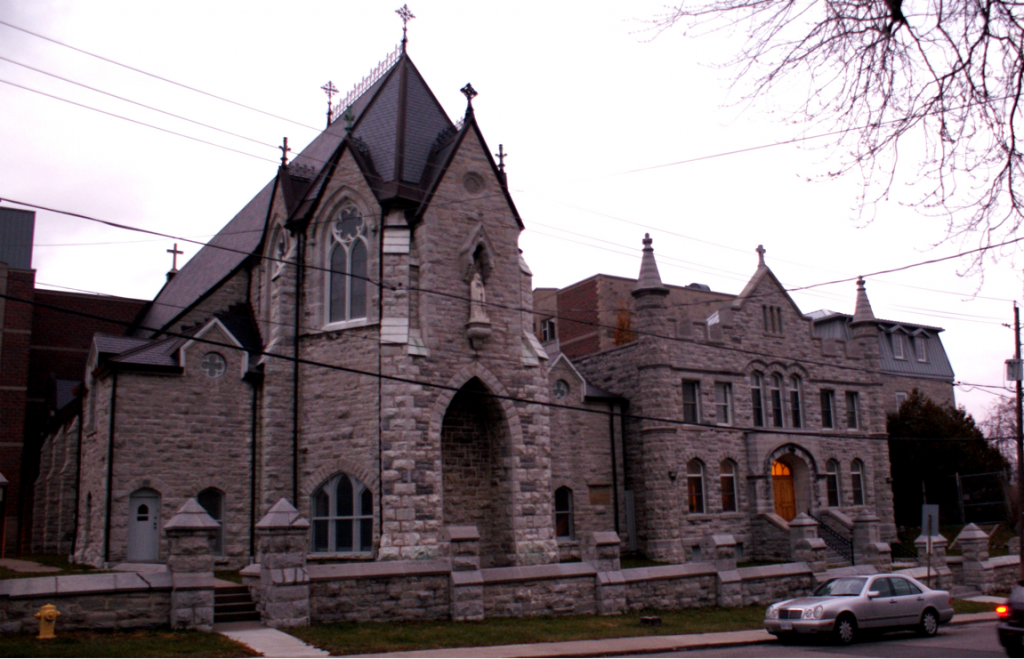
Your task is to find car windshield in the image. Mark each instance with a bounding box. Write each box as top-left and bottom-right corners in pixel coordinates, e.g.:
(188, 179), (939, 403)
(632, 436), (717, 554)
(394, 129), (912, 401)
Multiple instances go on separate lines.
(813, 578), (867, 597)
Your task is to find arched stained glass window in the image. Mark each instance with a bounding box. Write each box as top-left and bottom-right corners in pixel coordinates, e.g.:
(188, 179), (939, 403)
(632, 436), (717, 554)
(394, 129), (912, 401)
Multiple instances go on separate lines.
(311, 473), (373, 553)
(720, 460), (737, 512)
(328, 205), (369, 324)
(770, 374), (784, 428)
(687, 459), (705, 514)
(750, 373), (765, 427)
(789, 376), (802, 428)
(826, 459), (841, 507)
(851, 459), (865, 506)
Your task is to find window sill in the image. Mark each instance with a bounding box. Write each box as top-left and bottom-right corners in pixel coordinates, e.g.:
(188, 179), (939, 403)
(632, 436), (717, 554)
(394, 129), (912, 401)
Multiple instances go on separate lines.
(557, 538), (579, 546)
(316, 318), (377, 334)
(307, 552), (375, 561)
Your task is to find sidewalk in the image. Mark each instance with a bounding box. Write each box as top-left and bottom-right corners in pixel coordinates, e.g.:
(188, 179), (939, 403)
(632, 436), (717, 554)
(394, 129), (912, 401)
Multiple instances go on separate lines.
(347, 611), (999, 659)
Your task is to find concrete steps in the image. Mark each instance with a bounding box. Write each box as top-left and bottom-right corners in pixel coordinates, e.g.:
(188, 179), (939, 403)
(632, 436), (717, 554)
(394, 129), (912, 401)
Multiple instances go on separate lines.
(215, 585), (260, 623)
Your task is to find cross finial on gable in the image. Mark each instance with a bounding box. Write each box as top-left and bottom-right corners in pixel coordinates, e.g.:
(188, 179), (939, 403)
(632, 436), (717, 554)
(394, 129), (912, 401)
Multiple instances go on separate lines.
(167, 243), (184, 273)
(396, 5), (415, 51)
(495, 144), (507, 172)
(461, 83), (478, 103)
(643, 233), (653, 249)
(279, 137), (291, 166)
(321, 80), (339, 128)
(756, 244), (766, 266)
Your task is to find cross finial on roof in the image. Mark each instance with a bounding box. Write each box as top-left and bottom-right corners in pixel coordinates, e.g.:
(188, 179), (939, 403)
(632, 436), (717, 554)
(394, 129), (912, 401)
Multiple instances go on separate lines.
(461, 83), (478, 103)
(167, 243), (183, 273)
(396, 5), (415, 51)
(643, 233), (653, 248)
(495, 144), (507, 172)
(756, 244), (766, 266)
(321, 80), (338, 128)
(279, 137), (291, 166)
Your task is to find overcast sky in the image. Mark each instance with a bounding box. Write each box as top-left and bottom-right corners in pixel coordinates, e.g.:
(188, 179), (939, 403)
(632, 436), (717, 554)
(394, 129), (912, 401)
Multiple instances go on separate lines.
(0, 0), (1019, 424)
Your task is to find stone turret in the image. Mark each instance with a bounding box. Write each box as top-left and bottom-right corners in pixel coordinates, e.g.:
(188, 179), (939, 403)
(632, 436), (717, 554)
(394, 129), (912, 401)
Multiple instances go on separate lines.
(630, 234), (682, 561)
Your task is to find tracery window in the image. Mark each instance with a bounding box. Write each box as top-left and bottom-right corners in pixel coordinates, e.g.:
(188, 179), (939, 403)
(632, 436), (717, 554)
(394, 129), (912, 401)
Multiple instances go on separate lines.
(555, 486), (574, 539)
(851, 459), (865, 505)
(311, 473), (373, 553)
(687, 459), (706, 514)
(328, 205), (368, 324)
(720, 460), (737, 512)
(826, 459), (841, 507)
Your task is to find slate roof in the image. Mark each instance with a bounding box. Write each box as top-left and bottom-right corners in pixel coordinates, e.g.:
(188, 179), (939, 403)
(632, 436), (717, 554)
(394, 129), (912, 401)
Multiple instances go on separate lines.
(138, 50), (471, 338)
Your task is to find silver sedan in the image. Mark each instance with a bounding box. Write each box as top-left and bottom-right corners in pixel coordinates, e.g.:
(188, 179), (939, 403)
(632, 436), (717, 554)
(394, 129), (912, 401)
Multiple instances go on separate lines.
(764, 574), (955, 644)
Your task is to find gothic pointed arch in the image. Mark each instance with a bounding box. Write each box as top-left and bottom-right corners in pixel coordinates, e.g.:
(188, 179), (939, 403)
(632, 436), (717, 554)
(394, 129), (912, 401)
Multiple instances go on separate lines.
(458, 222), (496, 284)
(428, 363), (524, 447)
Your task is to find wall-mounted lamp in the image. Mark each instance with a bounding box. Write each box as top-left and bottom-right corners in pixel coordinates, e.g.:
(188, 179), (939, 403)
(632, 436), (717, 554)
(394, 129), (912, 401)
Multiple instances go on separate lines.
(668, 471), (677, 482)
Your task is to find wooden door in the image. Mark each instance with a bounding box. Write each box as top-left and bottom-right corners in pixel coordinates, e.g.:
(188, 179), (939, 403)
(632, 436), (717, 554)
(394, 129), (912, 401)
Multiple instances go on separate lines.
(772, 461), (796, 521)
(127, 490), (160, 562)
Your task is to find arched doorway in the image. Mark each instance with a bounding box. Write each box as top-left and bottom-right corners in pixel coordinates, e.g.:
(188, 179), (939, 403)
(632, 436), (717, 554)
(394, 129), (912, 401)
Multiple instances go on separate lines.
(770, 449), (814, 521)
(441, 378), (514, 567)
(127, 488), (160, 562)
(772, 462), (796, 521)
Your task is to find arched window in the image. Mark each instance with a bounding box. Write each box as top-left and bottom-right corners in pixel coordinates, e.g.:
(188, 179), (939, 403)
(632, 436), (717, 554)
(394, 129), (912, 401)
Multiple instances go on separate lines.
(328, 205), (368, 324)
(311, 473), (373, 553)
(687, 459), (705, 514)
(789, 376), (802, 428)
(770, 374), (784, 428)
(720, 460), (737, 512)
(850, 459), (865, 506)
(197, 488), (225, 555)
(825, 459), (841, 507)
(554, 487), (574, 539)
(750, 373), (765, 427)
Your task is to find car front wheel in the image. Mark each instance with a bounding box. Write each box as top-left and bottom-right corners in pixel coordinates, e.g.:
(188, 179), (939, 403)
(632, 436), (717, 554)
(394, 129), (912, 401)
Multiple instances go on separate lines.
(834, 614), (857, 645)
(918, 609), (939, 637)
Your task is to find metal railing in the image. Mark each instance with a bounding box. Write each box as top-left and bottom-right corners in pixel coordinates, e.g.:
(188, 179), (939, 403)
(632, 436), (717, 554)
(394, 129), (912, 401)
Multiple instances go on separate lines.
(890, 542), (918, 563)
(808, 513), (855, 565)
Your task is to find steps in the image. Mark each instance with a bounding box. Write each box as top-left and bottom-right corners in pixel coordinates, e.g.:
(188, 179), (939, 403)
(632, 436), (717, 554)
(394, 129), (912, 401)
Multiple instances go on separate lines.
(214, 585), (260, 623)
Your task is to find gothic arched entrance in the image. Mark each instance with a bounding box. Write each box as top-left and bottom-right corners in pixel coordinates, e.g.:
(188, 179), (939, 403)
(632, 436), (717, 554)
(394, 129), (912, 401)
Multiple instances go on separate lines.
(769, 447), (815, 521)
(441, 378), (514, 567)
(772, 462), (796, 521)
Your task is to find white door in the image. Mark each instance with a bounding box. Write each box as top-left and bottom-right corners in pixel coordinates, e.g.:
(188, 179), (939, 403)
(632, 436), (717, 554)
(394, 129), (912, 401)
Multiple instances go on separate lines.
(127, 489), (160, 562)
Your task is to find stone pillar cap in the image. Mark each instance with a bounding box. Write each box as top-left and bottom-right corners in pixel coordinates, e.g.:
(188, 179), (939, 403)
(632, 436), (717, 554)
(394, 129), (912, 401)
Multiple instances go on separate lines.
(853, 511), (881, 523)
(703, 533), (737, 546)
(589, 531), (622, 546)
(256, 498), (310, 530)
(789, 513), (817, 527)
(956, 523), (989, 541)
(164, 498), (219, 531)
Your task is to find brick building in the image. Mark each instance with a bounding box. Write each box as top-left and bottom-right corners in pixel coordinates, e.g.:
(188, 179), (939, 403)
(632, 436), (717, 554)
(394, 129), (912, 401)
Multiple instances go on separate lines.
(30, 42), (953, 573)
(0, 207), (146, 555)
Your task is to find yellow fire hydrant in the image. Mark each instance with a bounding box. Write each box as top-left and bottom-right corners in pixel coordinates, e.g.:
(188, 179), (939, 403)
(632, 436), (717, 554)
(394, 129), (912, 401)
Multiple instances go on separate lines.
(34, 603), (60, 639)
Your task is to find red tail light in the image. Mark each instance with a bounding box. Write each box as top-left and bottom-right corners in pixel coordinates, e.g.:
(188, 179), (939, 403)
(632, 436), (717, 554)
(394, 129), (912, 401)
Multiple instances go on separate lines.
(997, 605), (1010, 618)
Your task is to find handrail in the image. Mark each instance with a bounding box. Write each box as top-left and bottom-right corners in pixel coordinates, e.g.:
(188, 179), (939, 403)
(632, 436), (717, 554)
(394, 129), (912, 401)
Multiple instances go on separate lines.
(808, 512), (855, 565)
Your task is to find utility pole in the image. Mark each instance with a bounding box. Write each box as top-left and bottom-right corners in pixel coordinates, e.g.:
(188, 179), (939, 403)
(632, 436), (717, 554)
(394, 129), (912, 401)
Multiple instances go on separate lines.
(1014, 303), (1024, 578)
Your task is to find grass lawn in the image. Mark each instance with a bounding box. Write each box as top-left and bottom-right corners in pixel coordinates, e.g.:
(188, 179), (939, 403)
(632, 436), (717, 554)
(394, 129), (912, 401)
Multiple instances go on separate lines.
(0, 629), (258, 658)
(0, 554), (103, 580)
(954, 599), (999, 614)
(289, 606), (767, 656)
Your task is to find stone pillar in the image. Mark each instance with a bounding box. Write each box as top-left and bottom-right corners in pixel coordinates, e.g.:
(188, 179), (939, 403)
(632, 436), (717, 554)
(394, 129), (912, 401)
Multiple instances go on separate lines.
(853, 512), (891, 571)
(255, 498), (311, 628)
(583, 531), (622, 572)
(957, 523), (992, 594)
(788, 514), (827, 573)
(701, 533), (737, 572)
(446, 526), (484, 622)
(164, 498), (219, 631)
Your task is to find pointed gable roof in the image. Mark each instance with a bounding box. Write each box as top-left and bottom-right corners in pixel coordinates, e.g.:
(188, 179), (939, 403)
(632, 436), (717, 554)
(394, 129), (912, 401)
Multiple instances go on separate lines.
(729, 246), (803, 316)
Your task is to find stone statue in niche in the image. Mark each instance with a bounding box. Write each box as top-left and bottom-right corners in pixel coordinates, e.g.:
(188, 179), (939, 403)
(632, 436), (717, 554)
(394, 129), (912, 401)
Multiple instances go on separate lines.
(469, 271), (490, 324)
(465, 263), (492, 350)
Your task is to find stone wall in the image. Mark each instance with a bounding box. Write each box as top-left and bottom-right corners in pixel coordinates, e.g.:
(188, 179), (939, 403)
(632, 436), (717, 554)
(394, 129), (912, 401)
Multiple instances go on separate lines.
(309, 561), (450, 623)
(482, 564), (598, 617)
(619, 564), (718, 610)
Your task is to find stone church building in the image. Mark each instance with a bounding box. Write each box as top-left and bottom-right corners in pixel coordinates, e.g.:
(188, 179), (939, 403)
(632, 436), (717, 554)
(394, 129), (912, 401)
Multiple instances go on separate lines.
(31, 42), (955, 573)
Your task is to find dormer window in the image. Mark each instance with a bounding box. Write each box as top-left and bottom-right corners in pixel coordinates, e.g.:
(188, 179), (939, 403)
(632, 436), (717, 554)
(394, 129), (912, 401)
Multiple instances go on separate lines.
(328, 205), (368, 325)
(892, 334), (905, 360)
(915, 335), (927, 362)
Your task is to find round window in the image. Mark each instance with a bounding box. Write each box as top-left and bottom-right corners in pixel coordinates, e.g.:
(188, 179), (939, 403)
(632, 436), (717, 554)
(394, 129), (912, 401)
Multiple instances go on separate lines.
(553, 379), (570, 399)
(200, 352), (227, 378)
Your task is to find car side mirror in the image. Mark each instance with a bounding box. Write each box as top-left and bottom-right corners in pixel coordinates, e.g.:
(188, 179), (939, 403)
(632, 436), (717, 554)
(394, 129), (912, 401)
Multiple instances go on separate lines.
(866, 590), (880, 599)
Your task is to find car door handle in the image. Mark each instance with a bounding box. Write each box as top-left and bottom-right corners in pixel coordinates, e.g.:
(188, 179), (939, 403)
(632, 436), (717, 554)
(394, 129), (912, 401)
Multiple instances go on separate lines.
(917, 597), (924, 601)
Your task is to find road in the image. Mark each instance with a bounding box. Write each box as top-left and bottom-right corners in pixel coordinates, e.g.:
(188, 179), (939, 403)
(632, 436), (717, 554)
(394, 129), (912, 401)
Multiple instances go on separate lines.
(647, 622), (1005, 658)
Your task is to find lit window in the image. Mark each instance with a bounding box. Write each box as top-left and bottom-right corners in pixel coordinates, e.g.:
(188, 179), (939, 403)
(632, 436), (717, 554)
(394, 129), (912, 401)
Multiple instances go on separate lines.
(851, 460), (864, 505)
(687, 459), (705, 514)
(821, 390), (835, 429)
(197, 488), (225, 555)
(555, 487), (574, 539)
(311, 473), (373, 553)
(770, 374), (784, 428)
(715, 383), (732, 425)
(751, 373), (765, 427)
(826, 459), (840, 507)
(328, 205), (368, 324)
(845, 392), (860, 429)
(720, 460), (737, 512)
(789, 376), (802, 428)
(915, 336), (928, 362)
(682, 381), (700, 424)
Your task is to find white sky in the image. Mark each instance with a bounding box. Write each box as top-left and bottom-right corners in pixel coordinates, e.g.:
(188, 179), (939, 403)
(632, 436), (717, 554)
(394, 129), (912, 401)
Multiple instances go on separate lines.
(0, 0), (1019, 423)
